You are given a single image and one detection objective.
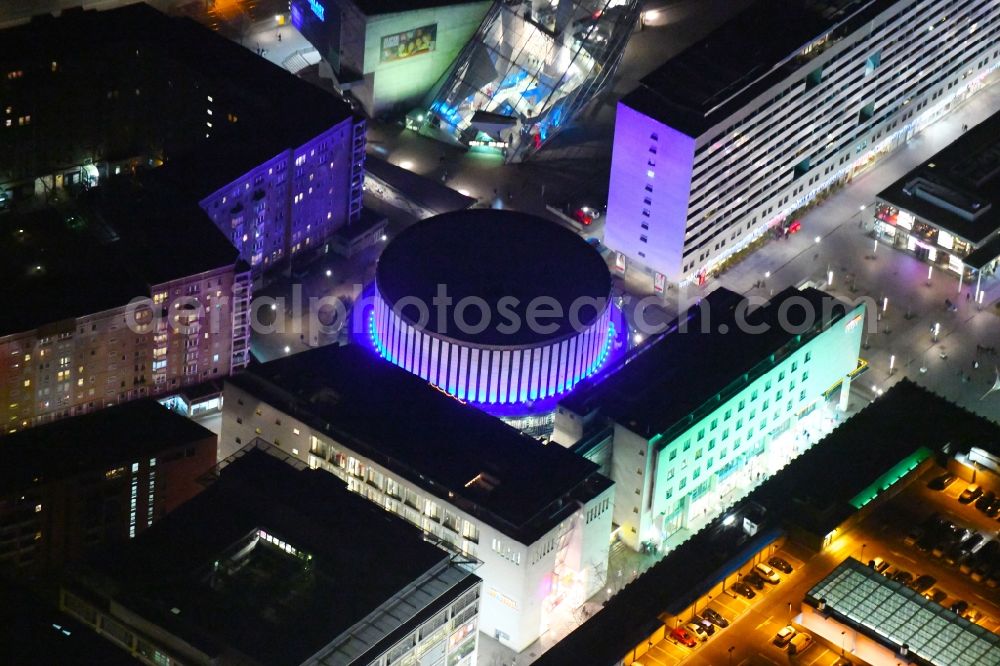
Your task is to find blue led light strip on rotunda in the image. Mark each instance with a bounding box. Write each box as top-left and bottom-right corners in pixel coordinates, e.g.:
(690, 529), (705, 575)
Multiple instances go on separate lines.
(368, 311), (617, 406)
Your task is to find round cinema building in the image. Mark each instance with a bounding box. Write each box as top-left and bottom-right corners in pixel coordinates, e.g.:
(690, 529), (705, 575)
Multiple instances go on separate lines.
(360, 209), (623, 434)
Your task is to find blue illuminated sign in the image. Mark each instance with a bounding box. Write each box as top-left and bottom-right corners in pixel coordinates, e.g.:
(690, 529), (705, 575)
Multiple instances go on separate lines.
(308, 0), (325, 21)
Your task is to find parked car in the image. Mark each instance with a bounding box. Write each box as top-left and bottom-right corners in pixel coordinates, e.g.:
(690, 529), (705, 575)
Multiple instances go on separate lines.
(744, 571), (766, 590)
(670, 626), (698, 648)
(951, 600), (969, 615)
(976, 491), (996, 512)
(960, 484), (983, 504)
(893, 570), (914, 585)
(732, 581), (756, 599)
(987, 497), (1000, 518)
(685, 622), (709, 642)
(788, 632), (814, 655)
(691, 616), (715, 635)
(774, 625), (796, 647)
(924, 588), (947, 603)
(904, 527), (923, 546)
(869, 557), (890, 574)
(929, 473), (957, 490)
(912, 574), (936, 592)
(768, 556), (793, 574)
(755, 563), (781, 584)
(965, 607), (983, 623)
(701, 608), (729, 628)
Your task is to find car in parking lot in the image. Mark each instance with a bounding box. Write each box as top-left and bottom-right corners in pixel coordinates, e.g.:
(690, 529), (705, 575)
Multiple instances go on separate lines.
(960, 484), (983, 504)
(768, 556), (793, 573)
(976, 491), (996, 511)
(789, 633), (814, 655)
(754, 563), (781, 584)
(744, 571), (766, 589)
(924, 588), (947, 603)
(685, 622), (710, 642)
(951, 599), (969, 615)
(670, 626), (698, 648)
(988, 497), (1000, 517)
(912, 574), (936, 592)
(892, 570), (914, 585)
(774, 625), (796, 647)
(731, 581), (756, 598)
(929, 473), (957, 490)
(869, 557), (890, 574)
(701, 608), (729, 628)
(904, 527), (923, 546)
(691, 616), (715, 635)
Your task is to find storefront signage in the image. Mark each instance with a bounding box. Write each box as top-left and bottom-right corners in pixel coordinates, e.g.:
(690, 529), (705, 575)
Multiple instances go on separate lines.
(308, 0), (325, 21)
(380, 24), (437, 63)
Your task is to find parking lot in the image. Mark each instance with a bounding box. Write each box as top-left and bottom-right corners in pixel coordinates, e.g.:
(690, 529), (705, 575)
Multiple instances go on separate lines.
(637, 545), (848, 666)
(850, 465), (1000, 635)
(632, 462), (1000, 666)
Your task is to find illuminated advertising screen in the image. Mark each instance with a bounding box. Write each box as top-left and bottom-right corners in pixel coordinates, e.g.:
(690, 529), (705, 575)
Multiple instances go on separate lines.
(380, 24), (437, 63)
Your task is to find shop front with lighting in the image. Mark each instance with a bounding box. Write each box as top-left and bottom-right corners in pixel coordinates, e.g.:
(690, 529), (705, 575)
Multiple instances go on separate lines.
(871, 109), (1000, 292)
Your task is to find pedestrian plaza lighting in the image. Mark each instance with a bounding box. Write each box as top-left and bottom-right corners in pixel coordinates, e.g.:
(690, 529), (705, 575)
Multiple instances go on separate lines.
(283, 346), (291, 354)
(325, 269), (332, 277)
(882, 297), (888, 313)
(890, 355), (896, 375)
(815, 235), (822, 244)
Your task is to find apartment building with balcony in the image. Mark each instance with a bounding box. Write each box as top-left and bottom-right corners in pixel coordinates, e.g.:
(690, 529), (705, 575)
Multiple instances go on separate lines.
(0, 180), (250, 433)
(553, 286), (865, 551)
(606, 0), (1000, 285)
(221, 344), (614, 652)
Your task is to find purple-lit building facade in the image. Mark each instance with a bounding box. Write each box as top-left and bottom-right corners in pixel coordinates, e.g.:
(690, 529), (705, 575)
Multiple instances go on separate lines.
(359, 209), (624, 433)
(198, 120), (366, 275)
(605, 0), (1000, 286)
(368, 291), (616, 408)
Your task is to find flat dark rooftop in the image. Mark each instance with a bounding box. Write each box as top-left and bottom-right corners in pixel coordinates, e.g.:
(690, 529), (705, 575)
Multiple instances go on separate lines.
(0, 177), (239, 335)
(535, 380), (1000, 666)
(365, 155), (475, 214)
(0, 399), (215, 493)
(623, 0), (889, 136)
(562, 286), (853, 438)
(1, 3), (353, 196)
(80, 448), (467, 666)
(229, 343), (610, 542)
(878, 110), (1000, 247)
(375, 209), (612, 346)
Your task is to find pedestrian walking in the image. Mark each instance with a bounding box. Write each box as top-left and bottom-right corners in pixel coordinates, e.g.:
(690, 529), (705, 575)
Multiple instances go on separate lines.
(277, 33), (282, 42)
(967, 291), (971, 301)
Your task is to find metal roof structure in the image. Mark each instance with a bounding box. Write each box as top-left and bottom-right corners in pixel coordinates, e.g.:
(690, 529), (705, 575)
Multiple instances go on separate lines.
(807, 558), (1000, 666)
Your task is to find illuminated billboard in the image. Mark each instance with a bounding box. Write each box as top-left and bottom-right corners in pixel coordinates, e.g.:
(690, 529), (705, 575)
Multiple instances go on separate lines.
(380, 24), (437, 63)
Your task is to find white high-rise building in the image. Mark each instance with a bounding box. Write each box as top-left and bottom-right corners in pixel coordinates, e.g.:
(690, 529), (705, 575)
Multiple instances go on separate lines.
(605, 0), (1000, 286)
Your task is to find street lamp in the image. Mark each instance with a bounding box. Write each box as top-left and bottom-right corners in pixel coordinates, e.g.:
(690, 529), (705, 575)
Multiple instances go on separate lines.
(933, 322), (940, 342)
(889, 355), (896, 376)
(283, 345), (291, 354)
(861, 543), (867, 563)
(882, 296), (889, 313)
(325, 269), (332, 278)
(841, 630), (847, 655)
(728, 646), (735, 666)
(815, 235), (822, 244)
